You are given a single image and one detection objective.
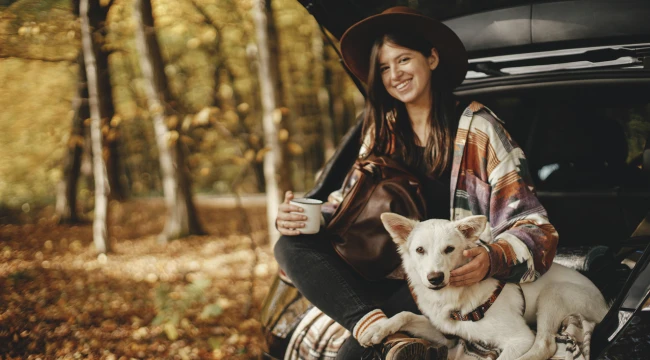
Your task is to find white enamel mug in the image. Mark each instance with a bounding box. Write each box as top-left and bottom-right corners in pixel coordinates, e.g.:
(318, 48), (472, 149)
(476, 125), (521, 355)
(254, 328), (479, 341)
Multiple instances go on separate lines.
(289, 198), (323, 234)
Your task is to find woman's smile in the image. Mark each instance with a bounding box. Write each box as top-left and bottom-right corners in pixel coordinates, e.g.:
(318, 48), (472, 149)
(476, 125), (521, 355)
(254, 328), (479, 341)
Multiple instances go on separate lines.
(378, 42), (436, 108)
(395, 79), (412, 91)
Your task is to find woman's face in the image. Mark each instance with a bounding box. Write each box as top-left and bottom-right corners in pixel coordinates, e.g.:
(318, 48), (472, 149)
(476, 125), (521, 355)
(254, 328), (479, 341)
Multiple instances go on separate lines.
(378, 42), (439, 108)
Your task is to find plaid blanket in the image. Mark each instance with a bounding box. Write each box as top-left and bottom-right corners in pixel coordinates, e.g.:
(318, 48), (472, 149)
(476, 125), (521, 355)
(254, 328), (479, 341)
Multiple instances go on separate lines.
(285, 307), (595, 360)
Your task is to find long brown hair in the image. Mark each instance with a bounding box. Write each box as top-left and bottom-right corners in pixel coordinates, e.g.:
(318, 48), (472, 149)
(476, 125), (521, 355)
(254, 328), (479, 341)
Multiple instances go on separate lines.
(362, 32), (457, 178)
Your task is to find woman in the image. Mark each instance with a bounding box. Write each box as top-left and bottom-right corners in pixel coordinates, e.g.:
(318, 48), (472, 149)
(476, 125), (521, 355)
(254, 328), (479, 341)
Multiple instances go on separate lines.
(274, 6), (558, 360)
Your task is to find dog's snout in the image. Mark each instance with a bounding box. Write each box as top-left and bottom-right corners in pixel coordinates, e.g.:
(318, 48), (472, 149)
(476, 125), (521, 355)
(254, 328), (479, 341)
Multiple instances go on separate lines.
(428, 272), (444, 286)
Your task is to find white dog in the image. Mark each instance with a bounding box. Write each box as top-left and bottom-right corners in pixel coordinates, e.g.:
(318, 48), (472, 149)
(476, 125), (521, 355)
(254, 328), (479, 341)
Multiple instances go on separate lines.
(357, 213), (608, 360)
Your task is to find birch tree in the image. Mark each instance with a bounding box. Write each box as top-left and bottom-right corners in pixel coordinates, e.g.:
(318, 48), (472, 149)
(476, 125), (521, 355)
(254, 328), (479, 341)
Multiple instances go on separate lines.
(57, 0), (124, 222)
(133, 0), (203, 242)
(252, 0), (291, 244)
(80, 0), (110, 253)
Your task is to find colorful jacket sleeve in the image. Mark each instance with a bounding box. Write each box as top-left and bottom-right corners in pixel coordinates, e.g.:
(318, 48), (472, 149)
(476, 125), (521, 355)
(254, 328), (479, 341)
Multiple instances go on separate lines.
(453, 103), (559, 283)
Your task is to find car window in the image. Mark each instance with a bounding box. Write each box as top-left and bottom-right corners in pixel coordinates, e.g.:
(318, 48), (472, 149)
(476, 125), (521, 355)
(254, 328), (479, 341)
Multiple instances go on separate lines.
(472, 92), (650, 192)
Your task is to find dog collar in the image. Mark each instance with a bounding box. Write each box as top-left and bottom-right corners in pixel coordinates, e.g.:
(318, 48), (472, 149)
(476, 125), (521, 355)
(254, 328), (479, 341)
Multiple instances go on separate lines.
(450, 281), (506, 321)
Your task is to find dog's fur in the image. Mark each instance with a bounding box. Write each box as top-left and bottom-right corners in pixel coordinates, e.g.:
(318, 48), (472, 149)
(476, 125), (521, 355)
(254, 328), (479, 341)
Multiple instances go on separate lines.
(357, 213), (608, 360)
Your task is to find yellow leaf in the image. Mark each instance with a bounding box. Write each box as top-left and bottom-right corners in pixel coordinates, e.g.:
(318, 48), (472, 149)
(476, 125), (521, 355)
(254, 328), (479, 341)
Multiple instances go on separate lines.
(106, 129), (118, 142)
(167, 131), (179, 146)
(224, 110), (239, 126)
(272, 108), (282, 124)
(249, 134), (260, 146)
(201, 29), (217, 43)
(256, 147), (271, 163)
(186, 38), (201, 49)
(287, 142), (303, 155)
(218, 84), (233, 101)
(244, 149), (255, 162)
(110, 115), (122, 127)
(167, 115), (178, 129)
(68, 135), (85, 147)
(232, 156), (248, 166)
(237, 103), (250, 114)
(278, 129), (289, 142)
(163, 323), (178, 341)
(194, 108), (211, 126)
(150, 104), (164, 116)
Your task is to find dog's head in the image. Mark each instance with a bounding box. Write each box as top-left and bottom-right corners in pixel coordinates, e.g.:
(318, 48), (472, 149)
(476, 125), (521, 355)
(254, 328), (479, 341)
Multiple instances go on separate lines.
(380, 213), (487, 290)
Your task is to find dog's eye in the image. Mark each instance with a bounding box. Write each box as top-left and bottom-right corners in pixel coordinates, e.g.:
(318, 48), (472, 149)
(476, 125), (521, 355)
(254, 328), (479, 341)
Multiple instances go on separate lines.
(444, 246), (455, 254)
(416, 247), (425, 255)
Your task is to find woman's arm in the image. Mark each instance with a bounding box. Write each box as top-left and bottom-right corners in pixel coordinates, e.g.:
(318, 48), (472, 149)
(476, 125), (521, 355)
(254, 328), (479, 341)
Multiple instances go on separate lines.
(451, 107), (558, 285)
(481, 113), (558, 283)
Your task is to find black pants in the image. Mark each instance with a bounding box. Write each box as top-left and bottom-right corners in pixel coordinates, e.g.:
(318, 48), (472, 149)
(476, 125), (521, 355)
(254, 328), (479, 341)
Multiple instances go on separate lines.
(274, 233), (421, 360)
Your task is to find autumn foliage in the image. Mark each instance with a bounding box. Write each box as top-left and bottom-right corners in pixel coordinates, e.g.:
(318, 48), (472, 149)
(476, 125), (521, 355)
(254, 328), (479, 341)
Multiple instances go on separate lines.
(1, 200), (276, 359)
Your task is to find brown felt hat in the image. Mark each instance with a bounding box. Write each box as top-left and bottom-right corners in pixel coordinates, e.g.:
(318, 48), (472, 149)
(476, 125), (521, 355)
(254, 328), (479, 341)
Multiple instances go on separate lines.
(340, 6), (468, 89)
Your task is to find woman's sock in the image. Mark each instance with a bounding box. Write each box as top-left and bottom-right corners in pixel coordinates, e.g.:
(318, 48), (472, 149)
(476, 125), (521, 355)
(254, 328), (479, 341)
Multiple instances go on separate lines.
(352, 309), (388, 341)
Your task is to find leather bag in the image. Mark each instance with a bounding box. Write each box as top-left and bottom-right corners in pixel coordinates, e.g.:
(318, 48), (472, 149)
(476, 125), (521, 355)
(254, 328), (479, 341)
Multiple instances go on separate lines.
(327, 154), (428, 281)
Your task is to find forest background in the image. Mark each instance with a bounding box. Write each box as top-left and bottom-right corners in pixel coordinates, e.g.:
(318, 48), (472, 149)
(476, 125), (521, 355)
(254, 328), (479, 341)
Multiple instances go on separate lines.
(0, 0), (363, 358)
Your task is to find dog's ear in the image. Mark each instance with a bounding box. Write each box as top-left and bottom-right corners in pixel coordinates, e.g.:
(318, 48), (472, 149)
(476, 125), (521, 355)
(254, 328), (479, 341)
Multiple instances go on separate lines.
(381, 213), (417, 245)
(455, 215), (488, 241)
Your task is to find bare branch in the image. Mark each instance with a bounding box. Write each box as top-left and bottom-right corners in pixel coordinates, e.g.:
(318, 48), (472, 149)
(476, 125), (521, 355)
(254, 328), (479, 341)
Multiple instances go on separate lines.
(188, 0), (222, 31)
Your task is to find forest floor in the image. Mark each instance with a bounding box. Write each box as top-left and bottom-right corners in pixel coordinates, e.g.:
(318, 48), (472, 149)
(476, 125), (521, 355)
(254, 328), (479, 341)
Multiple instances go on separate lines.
(0, 198), (277, 360)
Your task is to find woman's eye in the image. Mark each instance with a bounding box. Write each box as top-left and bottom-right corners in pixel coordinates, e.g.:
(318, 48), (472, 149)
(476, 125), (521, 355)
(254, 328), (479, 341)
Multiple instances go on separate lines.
(380, 66), (389, 73)
(416, 247), (425, 254)
(399, 57), (410, 63)
(444, 246), (455, 254)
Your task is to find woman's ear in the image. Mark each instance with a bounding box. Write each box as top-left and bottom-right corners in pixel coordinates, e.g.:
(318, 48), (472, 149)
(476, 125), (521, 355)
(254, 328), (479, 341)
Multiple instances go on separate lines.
(428, 48), (440, 71)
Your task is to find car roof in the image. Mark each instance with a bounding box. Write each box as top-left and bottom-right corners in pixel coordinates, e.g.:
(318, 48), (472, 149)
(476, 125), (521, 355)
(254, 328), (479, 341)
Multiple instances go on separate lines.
(299, 0), (650, 58)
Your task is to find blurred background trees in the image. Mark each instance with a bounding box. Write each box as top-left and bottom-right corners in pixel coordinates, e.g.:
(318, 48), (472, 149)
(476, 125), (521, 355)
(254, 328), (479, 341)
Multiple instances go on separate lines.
(0, 0), (364, 242)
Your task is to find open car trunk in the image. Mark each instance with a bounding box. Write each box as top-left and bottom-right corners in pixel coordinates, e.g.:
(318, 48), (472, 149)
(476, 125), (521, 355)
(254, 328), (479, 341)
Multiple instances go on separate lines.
(262, 1), (650, 359)
(262, 77), (650, 359)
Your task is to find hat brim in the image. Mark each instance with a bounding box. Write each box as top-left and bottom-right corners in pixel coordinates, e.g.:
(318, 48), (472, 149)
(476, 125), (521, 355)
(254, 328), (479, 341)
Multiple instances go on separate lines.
(340, 11), (468, 90)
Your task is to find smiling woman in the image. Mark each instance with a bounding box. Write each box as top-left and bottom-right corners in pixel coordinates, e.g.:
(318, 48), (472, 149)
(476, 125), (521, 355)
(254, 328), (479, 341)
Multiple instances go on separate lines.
(272, 6), (558, 360)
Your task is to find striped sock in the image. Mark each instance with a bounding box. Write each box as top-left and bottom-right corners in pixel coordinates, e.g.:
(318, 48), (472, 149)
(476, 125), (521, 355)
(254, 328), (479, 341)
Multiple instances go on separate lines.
(352, 309), (388, 341)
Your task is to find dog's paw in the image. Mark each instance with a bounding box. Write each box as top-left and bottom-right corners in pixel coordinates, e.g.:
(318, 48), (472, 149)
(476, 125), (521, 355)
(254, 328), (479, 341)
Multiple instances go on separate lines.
(358, 318), (400, 347)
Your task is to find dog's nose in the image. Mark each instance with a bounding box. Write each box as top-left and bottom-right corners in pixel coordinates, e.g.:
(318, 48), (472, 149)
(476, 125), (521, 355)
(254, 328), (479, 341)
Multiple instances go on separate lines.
(428, 272), (444, 286)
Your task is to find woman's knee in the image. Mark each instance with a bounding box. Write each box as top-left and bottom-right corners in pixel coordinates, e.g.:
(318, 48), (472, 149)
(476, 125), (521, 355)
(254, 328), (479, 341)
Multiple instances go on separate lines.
(273, 235), (293, 267)
(274, 235), (310, 269)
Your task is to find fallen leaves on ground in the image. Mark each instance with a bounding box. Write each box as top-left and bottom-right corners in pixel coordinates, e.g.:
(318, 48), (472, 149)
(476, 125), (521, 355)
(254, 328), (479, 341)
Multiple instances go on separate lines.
(0, 199), (278, 359)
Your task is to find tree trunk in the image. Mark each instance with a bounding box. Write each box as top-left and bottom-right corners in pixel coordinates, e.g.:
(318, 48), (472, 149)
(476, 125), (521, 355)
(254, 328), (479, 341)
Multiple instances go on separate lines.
(80, 0), (110, 253)
(252, 0), (292, 245)
(133, 0), (203, 242)
(56, 52), (89, 224)
(312, 27), (336, 162)
(78, 0), (128, 200)
(91, 6), (128, 201)
(263, 0), (294, 195)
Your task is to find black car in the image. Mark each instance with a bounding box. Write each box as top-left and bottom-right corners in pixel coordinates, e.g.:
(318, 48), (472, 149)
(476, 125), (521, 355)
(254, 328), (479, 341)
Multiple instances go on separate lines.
(261, 1), (650, 359)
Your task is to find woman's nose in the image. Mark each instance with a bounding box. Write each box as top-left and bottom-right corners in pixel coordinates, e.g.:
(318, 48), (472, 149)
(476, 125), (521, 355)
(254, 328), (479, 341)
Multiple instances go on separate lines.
(389, 66), (402, 80)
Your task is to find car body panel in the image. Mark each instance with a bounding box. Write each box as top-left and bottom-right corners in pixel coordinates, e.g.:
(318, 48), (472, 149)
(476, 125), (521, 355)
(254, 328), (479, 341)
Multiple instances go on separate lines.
(300, 0), (650, 57)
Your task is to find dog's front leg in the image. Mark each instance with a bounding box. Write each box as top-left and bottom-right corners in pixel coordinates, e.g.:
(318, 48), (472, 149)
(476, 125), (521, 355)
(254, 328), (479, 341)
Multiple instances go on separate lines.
(358, 311), (414, 347)
(495, 328), (535, 360)
(399, 313), (456, 348)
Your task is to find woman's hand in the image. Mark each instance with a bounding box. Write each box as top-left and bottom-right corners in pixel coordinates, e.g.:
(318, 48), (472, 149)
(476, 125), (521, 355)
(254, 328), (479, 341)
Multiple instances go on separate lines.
(449, 247), (490, 287)
(276, 191), (308, 236)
